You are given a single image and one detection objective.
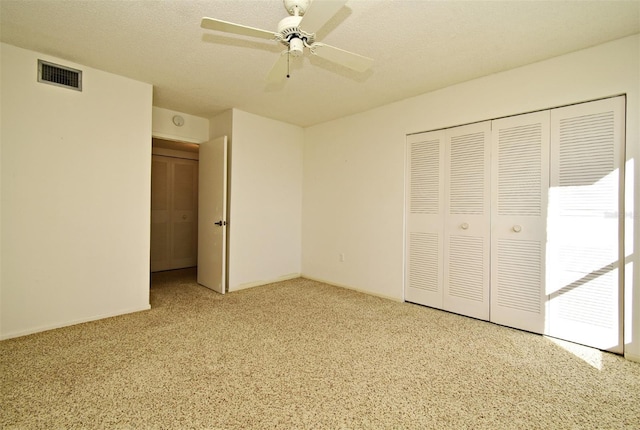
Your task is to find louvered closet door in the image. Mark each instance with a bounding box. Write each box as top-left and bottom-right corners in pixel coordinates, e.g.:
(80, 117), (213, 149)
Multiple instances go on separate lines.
(405, 131), (445, 308)
(150, 155), (199, 272)
(443, 122), (491, 320)
(151, 156), (172, 272)
(490, 112), (550, 334)
(547, 96), (625, 353)
(171, 158), (199, 269)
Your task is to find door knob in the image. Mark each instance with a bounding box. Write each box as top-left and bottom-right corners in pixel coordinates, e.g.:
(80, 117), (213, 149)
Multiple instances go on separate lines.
(461, 222), (469, 230)
(512, 225), (522, 233)
(182, 214), (187, 220)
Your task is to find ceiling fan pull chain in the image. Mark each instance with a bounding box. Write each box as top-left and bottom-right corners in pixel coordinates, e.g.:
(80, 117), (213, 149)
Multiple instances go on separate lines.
(287, 52), (291, 79)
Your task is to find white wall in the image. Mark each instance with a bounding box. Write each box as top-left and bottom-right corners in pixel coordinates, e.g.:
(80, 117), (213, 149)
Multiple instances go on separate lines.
(0, 43), (153, 339)
(210, 109), (233, 141)
(227, 109), (303, 291)
(302, 35), (640, 359)
(152, 106), (209, 144)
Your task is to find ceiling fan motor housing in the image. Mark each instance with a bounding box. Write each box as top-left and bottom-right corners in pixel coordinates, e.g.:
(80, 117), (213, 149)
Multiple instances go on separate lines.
(278, 16), (303, 39)
(277, 15), (314, 51)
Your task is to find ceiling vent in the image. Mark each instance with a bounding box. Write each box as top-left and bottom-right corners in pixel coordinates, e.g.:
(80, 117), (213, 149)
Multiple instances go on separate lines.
(38, 59), (82, 91)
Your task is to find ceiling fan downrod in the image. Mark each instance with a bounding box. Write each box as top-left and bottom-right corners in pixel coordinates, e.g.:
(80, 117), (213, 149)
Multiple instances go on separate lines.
(283, 0), (310, 16)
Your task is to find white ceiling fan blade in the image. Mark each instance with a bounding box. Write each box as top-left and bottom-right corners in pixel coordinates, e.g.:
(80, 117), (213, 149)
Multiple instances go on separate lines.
(311, 43), (373, 72)
(299, 0), (347, 34)
(265, 52), (290, 83)
(201, 17), (276, 40)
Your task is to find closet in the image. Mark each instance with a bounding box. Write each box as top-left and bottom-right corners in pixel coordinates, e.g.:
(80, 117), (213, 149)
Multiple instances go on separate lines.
(405, 96), (625, 353)
(150, 154), (199, 272)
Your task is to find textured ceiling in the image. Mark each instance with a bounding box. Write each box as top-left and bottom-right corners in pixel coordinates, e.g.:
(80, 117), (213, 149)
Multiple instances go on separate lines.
(1, 0), (639, 127)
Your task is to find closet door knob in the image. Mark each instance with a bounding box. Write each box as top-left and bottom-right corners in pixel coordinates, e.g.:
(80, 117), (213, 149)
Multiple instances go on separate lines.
(512, 225), (522, 233)
(461, 222), (469, 230)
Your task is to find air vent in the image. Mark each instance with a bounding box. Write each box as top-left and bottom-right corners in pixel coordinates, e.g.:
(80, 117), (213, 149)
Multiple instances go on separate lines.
(38, 60), (82, 91)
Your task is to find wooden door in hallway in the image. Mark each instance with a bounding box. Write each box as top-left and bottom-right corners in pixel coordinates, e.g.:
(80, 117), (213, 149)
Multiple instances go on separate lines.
(151, 155), (199, 272)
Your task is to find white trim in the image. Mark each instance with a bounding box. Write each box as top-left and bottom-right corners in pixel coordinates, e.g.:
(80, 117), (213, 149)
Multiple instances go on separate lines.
(625, 353), (640, 363)
(151, 132), (205, 144)
(152, 147), (199, 160)
(0, 305), (151, 340)
(231, 273), (301, 292)
(301, 275), (403, 303)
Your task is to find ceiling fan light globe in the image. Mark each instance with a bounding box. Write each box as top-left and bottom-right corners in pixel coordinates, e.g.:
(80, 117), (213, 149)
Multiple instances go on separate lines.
(289, 37), (304, 57)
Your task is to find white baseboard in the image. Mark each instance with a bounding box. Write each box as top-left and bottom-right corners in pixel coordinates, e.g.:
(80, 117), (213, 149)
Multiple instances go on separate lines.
(625, 353), (640, 363)
(231, 273), (301, 292)
(0, 304), (151, 340)
(301, 275), (403, 303)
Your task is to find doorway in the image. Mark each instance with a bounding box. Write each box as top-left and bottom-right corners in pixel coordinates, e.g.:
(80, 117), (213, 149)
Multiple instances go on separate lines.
(150, 138), (200, 272)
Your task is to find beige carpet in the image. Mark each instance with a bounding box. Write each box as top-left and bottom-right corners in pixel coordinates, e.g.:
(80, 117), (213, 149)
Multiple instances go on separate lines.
(1, 269), (639, 429)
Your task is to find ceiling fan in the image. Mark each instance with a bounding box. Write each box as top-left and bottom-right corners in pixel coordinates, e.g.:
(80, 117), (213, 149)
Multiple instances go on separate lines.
(201, 0), (373, 82)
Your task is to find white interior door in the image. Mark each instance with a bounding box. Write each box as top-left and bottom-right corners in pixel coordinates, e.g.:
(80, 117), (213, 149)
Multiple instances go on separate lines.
(547, 96), (625, 352)
(405, 130), (445, 308)
(198, 136), (228, 294)
(443, 121), (491, 321)
(490, 111), (550, 334)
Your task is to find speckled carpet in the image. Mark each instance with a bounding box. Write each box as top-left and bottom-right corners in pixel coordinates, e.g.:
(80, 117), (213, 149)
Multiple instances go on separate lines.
(1, 268), (639, 429)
